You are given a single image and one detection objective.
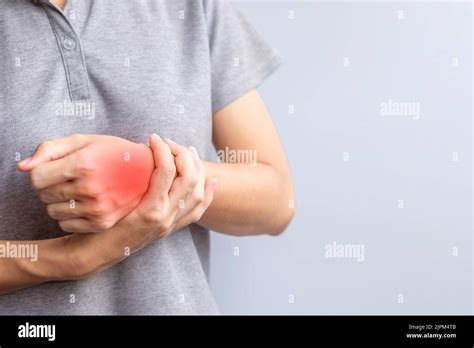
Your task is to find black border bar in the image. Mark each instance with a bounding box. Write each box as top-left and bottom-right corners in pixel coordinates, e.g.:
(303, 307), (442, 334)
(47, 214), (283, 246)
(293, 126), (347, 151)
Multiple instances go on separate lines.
(0, 315), (472, 345)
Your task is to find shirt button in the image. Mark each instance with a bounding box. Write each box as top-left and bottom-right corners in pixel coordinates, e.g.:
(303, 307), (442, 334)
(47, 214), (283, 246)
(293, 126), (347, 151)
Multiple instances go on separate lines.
(63, 37), (76, 50)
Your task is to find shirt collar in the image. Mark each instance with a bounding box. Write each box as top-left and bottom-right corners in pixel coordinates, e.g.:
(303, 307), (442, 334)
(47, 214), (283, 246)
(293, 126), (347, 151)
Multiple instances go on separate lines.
(32, 0), (52, 5)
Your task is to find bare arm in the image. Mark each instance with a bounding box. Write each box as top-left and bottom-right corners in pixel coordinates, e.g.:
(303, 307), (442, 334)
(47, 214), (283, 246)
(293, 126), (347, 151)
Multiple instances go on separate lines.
(0, 134), (215, 295)
(0, 238), (75, 295)
(0, 90), (293, 294)
(0, 229), (141, 295)
(199, 89), (295, 236)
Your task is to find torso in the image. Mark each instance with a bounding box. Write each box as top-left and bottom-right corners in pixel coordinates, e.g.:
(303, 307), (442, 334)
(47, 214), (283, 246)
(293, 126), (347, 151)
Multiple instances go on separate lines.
(0, 0), (216, 315)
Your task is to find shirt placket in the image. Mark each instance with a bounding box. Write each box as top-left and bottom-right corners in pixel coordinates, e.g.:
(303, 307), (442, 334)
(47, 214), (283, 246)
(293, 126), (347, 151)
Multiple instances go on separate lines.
(34, 0), (91, 101)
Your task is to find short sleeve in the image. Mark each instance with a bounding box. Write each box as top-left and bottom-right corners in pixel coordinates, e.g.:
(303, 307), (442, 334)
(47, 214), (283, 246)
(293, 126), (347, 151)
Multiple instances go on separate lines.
(203, 0), (283, 113)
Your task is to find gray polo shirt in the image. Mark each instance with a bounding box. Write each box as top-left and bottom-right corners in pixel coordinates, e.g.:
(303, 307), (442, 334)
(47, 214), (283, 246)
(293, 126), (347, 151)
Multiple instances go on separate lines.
(0, 0), (281, 314)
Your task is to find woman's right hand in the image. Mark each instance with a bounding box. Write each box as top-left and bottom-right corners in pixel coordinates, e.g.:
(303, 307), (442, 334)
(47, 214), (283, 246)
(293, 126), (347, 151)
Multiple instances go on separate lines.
(18, 134), (155, 233)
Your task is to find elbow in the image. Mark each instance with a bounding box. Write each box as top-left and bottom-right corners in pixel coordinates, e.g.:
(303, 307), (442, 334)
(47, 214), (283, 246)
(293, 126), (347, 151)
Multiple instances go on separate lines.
(267, 191), (296, 237)
(268, 205), (295, 236)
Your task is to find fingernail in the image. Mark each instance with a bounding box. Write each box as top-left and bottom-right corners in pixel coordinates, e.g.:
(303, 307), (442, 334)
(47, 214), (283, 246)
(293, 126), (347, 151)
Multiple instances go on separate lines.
(151, 133), (161, 142)
(18, 157), (31, 166)
(189, 146), (199, 156)
(211, 178), (218, 189)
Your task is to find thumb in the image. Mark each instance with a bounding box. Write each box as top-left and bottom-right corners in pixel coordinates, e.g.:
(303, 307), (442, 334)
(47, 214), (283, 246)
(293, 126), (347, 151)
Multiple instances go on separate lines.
(17, 134), (93, 172)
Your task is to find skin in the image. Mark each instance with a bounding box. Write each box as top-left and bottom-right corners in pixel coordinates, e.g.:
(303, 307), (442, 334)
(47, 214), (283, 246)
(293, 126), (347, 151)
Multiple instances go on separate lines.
(201, 89), (295, 235)
(18, 90), (294, 236)
(53, 0), (67, 9)
(2, 134), (218, 293)
(27, 135), (156, 232)
(44, 3), (294, 235)
(1, 90), (294, 295)
(0, 1), (295, 295)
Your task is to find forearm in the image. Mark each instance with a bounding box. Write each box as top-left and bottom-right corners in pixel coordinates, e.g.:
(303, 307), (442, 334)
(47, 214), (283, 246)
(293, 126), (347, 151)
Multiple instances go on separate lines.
(199, 161), (295, 236)
(0, 238), (71, 295)
(0, 223), (149, 296)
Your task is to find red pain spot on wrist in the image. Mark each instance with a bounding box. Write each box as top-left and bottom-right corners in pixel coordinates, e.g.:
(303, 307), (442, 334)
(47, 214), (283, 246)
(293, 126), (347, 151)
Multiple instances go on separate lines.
(92, 143), (154, 202)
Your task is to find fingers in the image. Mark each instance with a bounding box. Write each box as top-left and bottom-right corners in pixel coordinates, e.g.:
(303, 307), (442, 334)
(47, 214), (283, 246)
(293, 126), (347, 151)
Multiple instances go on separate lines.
(173, 146), (205, 218)
(195, 176), (218, 220)
(167, 144), (217, 227)
(165, 139), (198, 207)
(139, 134), (176, 207)
(46, 198), (123, 224)
(38, 182), (79, 203)
(71, 136), (218, 239)
(174, 177), (218, 229)
(189, 146), (205, 200)
(17, 134), (92, 172)
(46, 201), (87, 220)
(30, 156), (76, 190)
(193, 176), (218, 220)
(165, 139), (195, 179)
(58, 218), (110, 233)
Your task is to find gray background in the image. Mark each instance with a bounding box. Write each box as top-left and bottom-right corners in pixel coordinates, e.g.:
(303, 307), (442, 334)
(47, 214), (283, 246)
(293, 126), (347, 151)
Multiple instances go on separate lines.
(209, 1), (473, 314)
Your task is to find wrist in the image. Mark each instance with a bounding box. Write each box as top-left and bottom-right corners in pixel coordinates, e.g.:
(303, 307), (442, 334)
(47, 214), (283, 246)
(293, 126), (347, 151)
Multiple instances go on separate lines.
(61, 232), (125, 279)
(62, 219), (154, 279)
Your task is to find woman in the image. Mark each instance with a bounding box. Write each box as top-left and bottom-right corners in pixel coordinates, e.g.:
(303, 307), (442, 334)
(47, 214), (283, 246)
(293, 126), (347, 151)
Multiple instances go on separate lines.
(0, 0), (294, 314)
